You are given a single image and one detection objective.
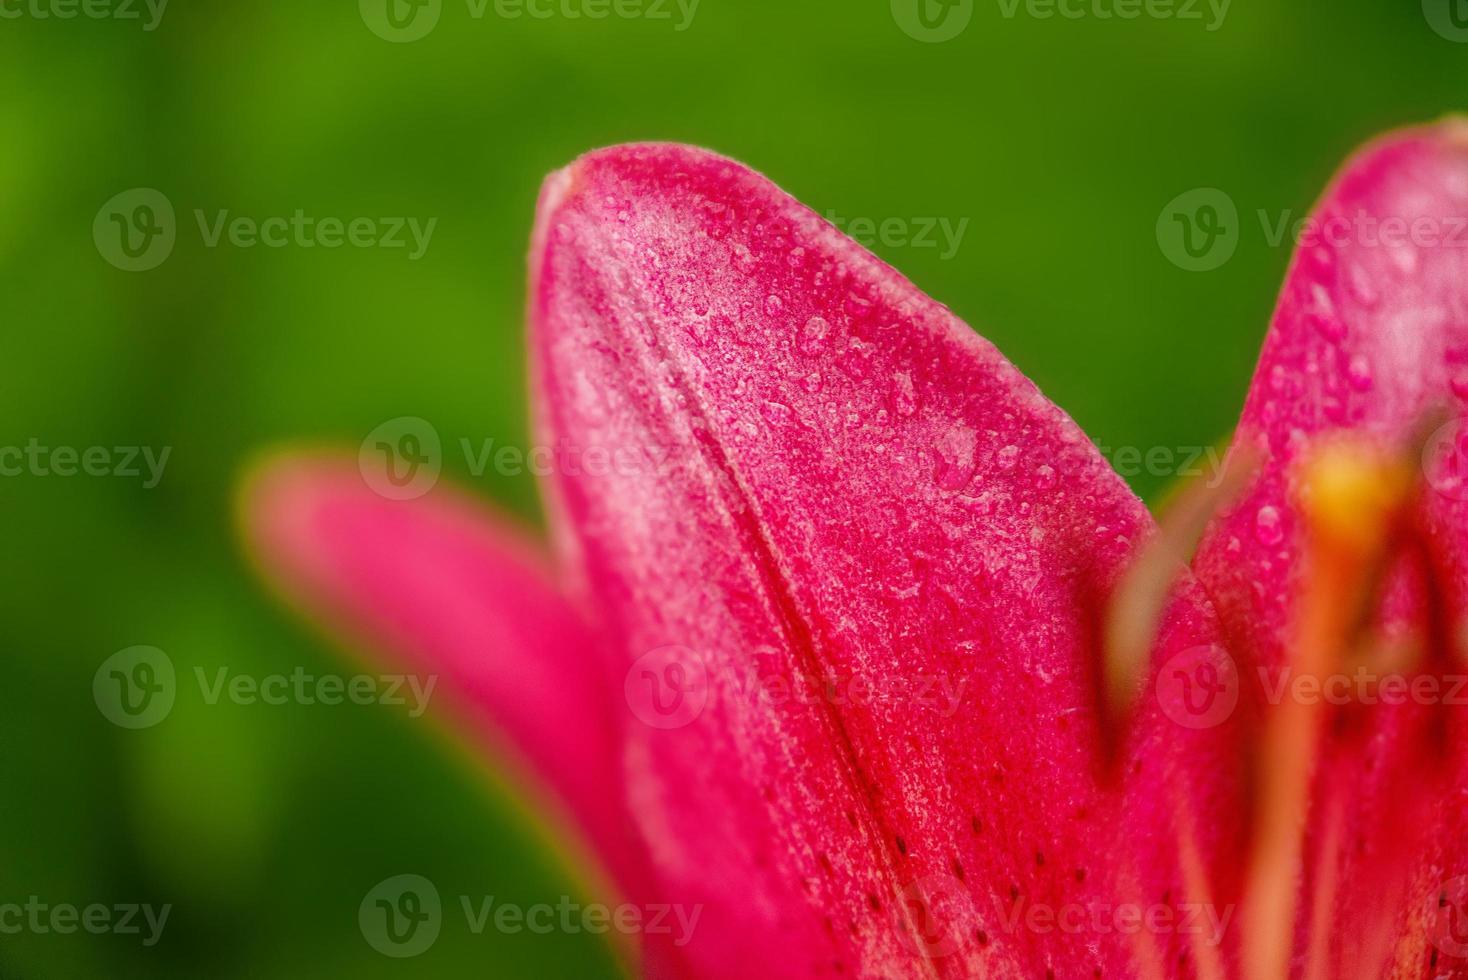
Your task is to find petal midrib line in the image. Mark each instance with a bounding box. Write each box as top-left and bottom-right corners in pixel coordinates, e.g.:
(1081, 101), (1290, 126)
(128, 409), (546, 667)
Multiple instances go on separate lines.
(603, 239), (952, 978)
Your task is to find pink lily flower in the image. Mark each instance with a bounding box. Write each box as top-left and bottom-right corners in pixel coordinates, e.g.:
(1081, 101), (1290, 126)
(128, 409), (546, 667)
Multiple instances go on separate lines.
(242, 120), (1468, 979)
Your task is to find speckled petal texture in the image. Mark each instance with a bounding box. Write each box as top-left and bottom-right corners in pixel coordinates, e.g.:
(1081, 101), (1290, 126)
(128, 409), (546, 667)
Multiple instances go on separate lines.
(1192, 122), (1468, 976)
(531, 144), (1241, 978)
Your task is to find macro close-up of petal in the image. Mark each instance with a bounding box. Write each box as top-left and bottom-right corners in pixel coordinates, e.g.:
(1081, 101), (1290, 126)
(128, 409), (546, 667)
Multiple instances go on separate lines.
(1192, 121), (1468, 978)
(25, 9), (1468, 979)
(237, 127), (1468, 978)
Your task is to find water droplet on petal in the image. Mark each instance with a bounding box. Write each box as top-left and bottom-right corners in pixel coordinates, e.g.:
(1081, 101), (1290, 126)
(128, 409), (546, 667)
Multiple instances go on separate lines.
(1346, 262), (1379, 308)
(842, 341), (874, 379)
(1035, 464), (1057, 491)
(934, 426), (979, 491)
(1308, 312), (1347, 343)
(892, 371), (918, 417)
(761, 400), (795, 426)
(765, 295), (784, 315)
(799, 316), (831, 356)
(997, 445), (1021, 471)
(1345, 354), (1373, 391)
(1254, 505), (1283, 546)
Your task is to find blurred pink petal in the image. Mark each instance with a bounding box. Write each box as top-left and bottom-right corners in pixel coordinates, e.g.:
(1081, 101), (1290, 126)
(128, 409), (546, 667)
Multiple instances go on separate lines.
(1193, 120), (1468, 975)
(242, 454), (649, 906)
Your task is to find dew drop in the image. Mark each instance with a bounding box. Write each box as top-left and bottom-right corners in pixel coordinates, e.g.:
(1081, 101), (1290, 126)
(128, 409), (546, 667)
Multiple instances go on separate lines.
(1345, 354), (1373, 391)
(802, 371), (824, 394)
(843, 341), (874, 379)
(892, 371), (918, 417)
(997, 445), (1021, 471)
(1035, 464), (1057, 491)
(1308, 246), (1335, 276)
(800, 316), (831, 356)
(761, 400), (795, 426)
(1346, 262), (1379, 308)
(1254, 505), (1283, 546)
(934, 426), (979, 491)
(1308, 312), (1347, 343)
(787, 247), (807, 269)
(765, 295), (784, 315)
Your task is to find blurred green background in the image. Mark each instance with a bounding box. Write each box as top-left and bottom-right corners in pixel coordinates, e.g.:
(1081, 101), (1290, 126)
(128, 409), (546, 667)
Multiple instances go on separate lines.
(2, 0), (1466, 976)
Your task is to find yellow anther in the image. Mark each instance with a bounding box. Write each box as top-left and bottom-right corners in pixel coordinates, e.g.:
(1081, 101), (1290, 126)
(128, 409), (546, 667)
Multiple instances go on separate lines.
(1298, 439), (1413, 565)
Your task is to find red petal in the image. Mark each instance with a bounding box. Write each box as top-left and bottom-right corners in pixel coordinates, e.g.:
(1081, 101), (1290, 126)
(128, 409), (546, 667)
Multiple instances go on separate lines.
(1191, 121), (1468, 974)
(240, 453), (648, 907)
(531, 144), (1238, 978)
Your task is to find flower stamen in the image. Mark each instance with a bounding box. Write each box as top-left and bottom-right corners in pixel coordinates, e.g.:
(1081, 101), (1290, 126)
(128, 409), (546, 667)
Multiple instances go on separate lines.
(1242, 438), (1414, 980)
(1101, 441), (1260, 751)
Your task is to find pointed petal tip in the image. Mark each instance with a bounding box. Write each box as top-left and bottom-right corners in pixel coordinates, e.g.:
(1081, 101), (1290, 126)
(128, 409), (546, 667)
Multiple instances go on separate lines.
(1439, 113), (1468, 146)
(235, 447), (346, 583)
